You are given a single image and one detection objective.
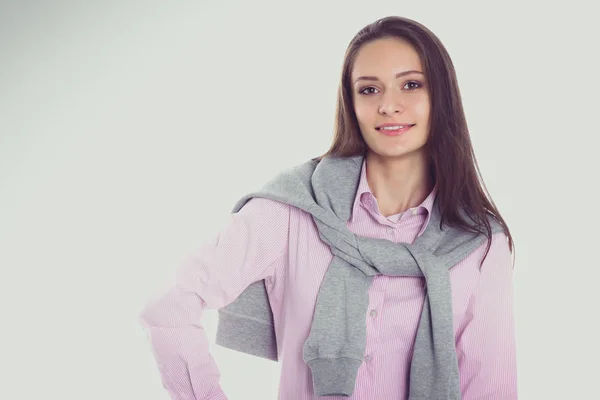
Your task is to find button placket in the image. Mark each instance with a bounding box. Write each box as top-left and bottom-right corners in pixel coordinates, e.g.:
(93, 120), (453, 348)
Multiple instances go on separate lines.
(386, 225), (395, 240)
(364, 277), (386, 365)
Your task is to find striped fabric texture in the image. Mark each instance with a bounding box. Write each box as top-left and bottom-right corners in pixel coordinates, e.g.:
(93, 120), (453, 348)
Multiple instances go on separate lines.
(139, 159), (517, 399)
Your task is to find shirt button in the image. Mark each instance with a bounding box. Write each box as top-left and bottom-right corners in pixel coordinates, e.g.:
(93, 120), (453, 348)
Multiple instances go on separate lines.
(412, 209), (418, 215)
(364, 354), (372, 362)
(369, 310), (377, 317)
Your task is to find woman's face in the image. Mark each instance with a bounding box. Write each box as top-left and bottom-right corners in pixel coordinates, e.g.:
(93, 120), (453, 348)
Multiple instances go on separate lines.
(351, 37), (431, 160)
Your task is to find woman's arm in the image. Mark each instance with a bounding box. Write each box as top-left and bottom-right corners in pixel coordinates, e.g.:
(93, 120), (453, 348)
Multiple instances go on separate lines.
(138, 198), (290, 400)
(456, 231), (518, 399)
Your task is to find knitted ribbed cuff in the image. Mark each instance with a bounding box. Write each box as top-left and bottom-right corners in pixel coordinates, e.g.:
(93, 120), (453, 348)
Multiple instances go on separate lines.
(306, 357), (362, 397)
(215, 310), (278, 361)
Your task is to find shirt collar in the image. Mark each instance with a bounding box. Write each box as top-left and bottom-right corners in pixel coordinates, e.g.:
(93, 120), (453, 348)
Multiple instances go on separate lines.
(349, 158), (437, 237)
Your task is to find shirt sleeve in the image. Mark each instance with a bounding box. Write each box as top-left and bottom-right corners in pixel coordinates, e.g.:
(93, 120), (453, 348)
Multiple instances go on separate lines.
(456, 231), (518, 400)
(138, 198), (290, 400)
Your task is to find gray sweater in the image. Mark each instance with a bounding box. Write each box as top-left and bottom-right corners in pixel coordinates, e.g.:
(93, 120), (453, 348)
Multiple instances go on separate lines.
(216, 155), (504, 399)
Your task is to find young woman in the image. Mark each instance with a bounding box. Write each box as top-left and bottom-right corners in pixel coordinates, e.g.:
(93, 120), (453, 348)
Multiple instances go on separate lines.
(140, 16), (517, 400)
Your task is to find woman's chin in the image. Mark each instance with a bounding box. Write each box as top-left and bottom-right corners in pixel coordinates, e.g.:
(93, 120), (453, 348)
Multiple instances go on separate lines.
(371, 146), (413, 159)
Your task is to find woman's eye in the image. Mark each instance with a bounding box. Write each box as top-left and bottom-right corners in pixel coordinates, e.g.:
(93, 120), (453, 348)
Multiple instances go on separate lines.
(404, 81), (422, 90)
(359, 87), (378, 95)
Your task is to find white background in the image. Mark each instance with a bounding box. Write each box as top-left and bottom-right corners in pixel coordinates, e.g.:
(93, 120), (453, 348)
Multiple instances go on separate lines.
(1, 1), (599, 399)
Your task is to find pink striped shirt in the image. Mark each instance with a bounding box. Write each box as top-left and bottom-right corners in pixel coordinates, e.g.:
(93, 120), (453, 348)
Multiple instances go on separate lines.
(139, 159), (518, 399)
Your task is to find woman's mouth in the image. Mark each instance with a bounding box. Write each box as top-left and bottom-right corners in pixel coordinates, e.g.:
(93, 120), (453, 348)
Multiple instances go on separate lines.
(376, 124), (415, 136)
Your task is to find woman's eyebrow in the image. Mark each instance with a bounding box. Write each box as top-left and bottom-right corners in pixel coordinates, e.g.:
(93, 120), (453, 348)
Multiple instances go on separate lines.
(353, 70), (424, 84)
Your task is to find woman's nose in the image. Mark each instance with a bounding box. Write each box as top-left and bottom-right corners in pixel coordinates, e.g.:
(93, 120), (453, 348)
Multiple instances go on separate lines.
(378, 93), (404, 115)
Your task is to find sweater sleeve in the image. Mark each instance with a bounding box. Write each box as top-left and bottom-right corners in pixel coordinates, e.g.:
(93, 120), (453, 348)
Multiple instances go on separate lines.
(456, 231), (518, 399)
(138, 198), (290, 400)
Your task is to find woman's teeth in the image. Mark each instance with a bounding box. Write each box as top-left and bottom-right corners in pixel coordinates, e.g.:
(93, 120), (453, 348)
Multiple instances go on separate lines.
(379, 125), (413, 130)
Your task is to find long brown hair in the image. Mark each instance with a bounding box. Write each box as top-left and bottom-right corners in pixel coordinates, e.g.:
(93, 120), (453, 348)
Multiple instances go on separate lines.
(314, 16), (515, 267)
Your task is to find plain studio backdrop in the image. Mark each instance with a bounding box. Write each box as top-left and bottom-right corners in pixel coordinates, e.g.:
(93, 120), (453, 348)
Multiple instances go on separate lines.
(1, 1), (599, 399)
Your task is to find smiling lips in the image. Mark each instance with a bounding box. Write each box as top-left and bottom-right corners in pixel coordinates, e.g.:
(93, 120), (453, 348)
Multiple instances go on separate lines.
(376, 124), (415, 136)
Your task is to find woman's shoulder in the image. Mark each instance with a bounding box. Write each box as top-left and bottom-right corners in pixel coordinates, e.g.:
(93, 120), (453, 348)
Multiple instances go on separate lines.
(238, 196), (292, 221)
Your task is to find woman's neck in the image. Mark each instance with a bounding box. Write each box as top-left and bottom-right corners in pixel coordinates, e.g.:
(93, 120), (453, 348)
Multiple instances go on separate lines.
(365, 151), (433, 217)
